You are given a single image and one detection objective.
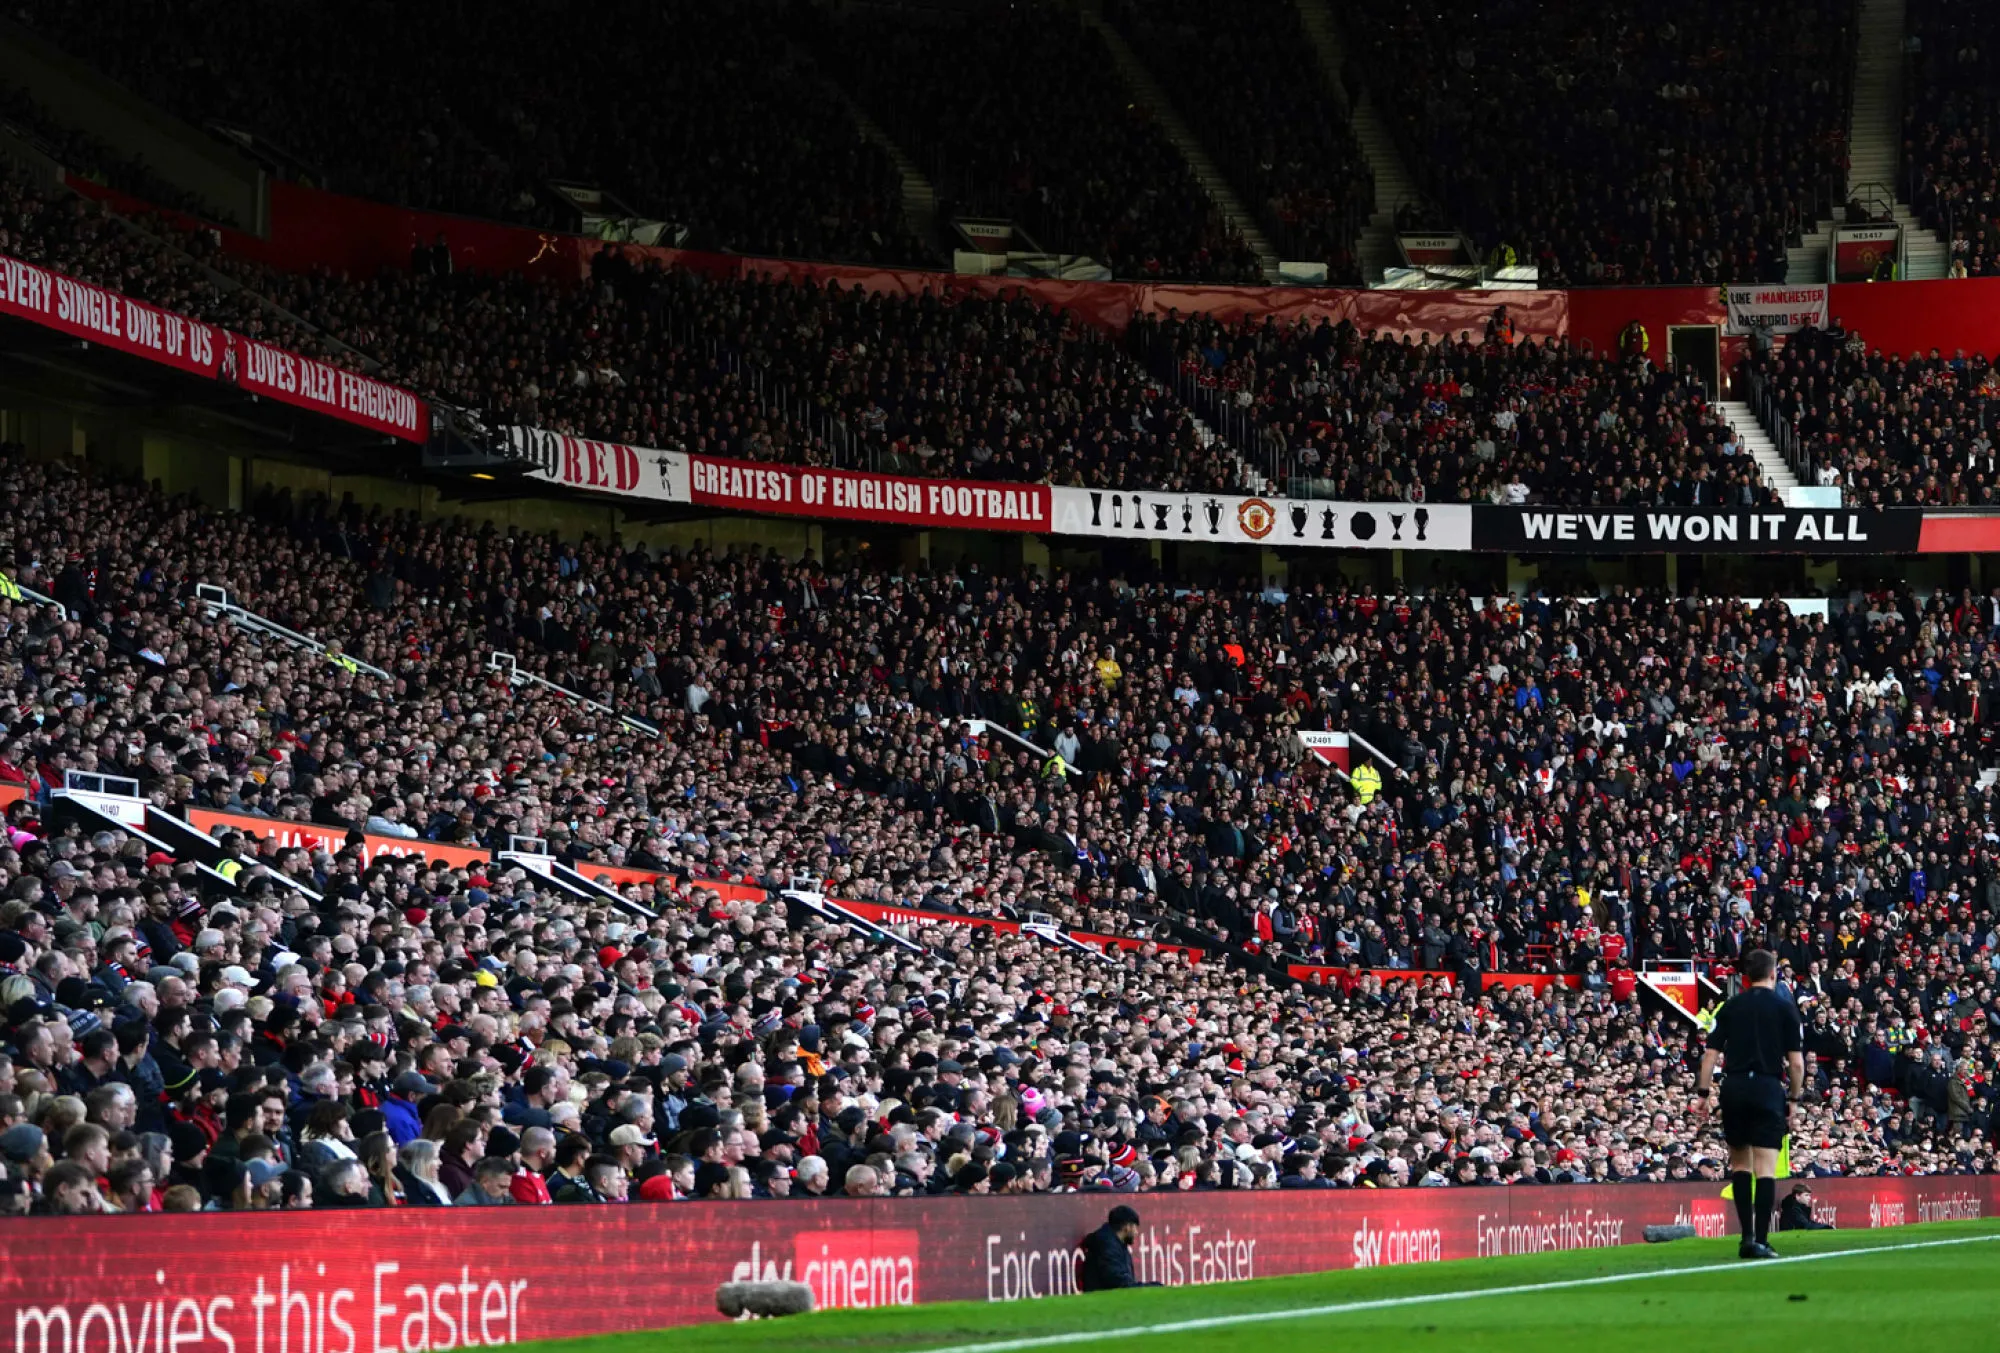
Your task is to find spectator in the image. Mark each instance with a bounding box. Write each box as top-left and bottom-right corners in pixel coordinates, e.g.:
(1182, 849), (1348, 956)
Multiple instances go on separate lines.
(1079, 1205), (1154, 1291)
(455, 1157), (517, 1207)
(317, 1159), (373, 1209)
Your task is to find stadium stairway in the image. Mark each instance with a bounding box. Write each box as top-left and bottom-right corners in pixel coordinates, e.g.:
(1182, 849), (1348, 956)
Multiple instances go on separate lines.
(1789, 0), (1949, 281)
(816, 79), (942, 262)
(1078, 7), (1283, 284)
(1719, 399), (1804, 497)
(1291, 0), (1418, 285)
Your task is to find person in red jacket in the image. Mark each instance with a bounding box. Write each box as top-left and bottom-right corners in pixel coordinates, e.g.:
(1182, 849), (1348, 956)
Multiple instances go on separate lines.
(510, 1126), (555, 1205)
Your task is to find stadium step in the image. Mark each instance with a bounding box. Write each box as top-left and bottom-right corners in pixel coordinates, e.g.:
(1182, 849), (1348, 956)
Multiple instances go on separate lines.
(829, 93), (941, 260)
(1079, 9), (1284, 284)
(1288, 0), (1417, 283)
(1788, 0), (1949, 282)
(1846, 0), (1905, 205)
(1720, 399), (1804, 496)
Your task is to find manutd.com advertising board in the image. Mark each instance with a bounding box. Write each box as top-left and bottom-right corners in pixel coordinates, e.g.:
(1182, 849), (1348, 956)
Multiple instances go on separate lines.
(0, 1178), (1988, 1346)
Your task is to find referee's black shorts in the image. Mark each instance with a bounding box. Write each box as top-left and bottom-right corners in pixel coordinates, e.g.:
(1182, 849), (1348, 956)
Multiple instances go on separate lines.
(1720, 1075), (1788, 1149)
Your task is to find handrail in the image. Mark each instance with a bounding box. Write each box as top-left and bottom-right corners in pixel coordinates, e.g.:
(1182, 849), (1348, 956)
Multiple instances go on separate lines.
(1345, 728), (1410, 780)
(1744, 363), (1820, 489)
(194, 582), (392, 681)
(960, 717), (1072, 775)
(487, 651), (660, 739)
(4, 574), (68, 620)
(62, 769), (140, 798)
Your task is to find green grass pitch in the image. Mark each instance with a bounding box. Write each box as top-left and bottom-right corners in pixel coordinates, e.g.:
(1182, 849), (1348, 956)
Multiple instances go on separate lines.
(519, 1219), (2000, 1353)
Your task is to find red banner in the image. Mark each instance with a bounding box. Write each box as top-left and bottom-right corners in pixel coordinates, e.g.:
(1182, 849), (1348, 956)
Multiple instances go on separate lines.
(1919, 513), (2000, 553)
(227, 337), (429, 442)
(0, 253), (220, 379)
(568, 860), (765, 905)
(840, 899), (1024, 935)
(1289, 965), (1581, 994)
(839, 899), (1203, 963)
(184, 807), (499, 872)
(0, 248), (429, 444)
(686, 457), (1050, 532)
(177, 806), (767, 903)
(0, 1177), (1985, 1345)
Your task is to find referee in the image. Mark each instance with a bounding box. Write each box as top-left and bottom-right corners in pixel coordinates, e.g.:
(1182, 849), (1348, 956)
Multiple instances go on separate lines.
(1694, 949), (1804, 1259)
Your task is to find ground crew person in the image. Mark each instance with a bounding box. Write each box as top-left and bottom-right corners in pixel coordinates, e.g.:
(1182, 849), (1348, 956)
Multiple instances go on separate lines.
(1351, 762), (1381, 805)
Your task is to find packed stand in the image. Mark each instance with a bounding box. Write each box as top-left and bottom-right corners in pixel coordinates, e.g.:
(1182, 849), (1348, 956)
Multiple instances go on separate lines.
(0, 445), (1995, 1216)
(1353, 0), (1853, 286)
(1743, 319), (2000, 505)
(0, 161), (1247, 492)
(809, 3), (1264, 283)
(0, 82), (236, 226)
(1905, 1), (2000, 278)
(11, 0), (920, 265)
(1133, 308), (1780, 505)
(0, 157), (1801, 506)
(0, 162), (324, 354)
(1106, 0), (1371, 284)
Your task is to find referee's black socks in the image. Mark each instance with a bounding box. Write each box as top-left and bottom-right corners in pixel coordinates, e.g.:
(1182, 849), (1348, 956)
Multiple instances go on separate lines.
(1731, 1171), (1755, 1239)
(1754, 1176), (1776, 1244)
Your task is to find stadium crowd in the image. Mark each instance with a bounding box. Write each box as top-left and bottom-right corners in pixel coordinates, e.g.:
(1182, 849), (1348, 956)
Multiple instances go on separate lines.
(0, 161), (1246, 492)
(1134, 309), (1780, 505)
(1745, 318), (2000, 505)
(1905, 0), (2000, 279)
(1354, 0), (1853, 286)
(0, 86), (234, 227)
(10, 2), (919, 266)
(6, 161), (1821, 507)
(1107, 0), (1372, 285)
(813, 3), (1264, 283)
(0, 443), (1994, 1217)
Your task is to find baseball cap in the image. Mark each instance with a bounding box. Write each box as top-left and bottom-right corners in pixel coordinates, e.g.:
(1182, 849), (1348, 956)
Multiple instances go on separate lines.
(0, 1124), (46, 1163)
(392, 1070), (437, 1098)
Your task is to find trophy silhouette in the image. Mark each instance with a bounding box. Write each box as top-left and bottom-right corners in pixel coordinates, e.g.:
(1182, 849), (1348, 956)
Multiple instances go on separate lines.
(1111, 495), (1124, 529)
(1181, 500), (1195, 534)
(1130, 494), (1145, 529)
(1203, 499), (1224, 534)
(1089, 491), (1104, 528)
(1390, 512), (1406, 541)
(1152, 503), (1172, 531)
(1320, 506), (1338, 539)
(1290, 502), (1308, 538)
(1414, 507), (1430, 541)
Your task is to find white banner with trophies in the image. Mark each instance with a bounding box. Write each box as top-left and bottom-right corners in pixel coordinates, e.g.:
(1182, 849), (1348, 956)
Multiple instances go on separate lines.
(1049, 488), (1470, 551)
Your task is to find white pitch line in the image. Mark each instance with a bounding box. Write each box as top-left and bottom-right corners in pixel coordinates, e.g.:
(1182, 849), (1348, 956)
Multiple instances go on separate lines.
(911, 1231), (2000, 1353)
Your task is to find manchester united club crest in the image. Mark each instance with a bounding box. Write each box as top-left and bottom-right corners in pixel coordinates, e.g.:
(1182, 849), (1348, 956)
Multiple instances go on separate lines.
(1237, 498), (1276, 540)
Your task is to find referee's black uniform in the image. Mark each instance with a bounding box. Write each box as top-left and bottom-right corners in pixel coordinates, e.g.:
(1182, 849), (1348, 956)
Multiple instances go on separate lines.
(1707, 985), (1800, 1147)
(1705, 983), (1801, 1252)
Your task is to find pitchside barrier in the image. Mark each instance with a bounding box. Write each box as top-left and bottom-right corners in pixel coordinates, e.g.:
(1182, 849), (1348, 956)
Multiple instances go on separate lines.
(0, 1176), (1988, 1349)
